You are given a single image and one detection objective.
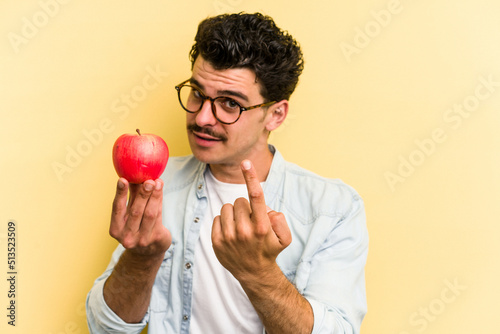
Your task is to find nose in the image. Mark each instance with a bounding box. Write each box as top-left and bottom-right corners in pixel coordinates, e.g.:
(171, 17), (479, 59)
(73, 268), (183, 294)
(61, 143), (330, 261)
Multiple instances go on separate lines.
(195, 99), (218, 127)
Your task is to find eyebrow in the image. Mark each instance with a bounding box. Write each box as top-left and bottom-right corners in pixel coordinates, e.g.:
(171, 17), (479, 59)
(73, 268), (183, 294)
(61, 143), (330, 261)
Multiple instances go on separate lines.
(189, 77), (249, 102)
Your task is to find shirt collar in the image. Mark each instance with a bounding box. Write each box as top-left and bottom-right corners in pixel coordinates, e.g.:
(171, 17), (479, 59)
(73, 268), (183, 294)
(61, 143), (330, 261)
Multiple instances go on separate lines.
(192, 144), (286, 203)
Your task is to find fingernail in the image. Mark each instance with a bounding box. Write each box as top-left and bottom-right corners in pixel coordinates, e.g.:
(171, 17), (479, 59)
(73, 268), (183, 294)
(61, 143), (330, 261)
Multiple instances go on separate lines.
(144, 183), (153, 191)
(118, 179), (125, 189)
(242, 160), (251, 170)
(155, 180), (162, 190)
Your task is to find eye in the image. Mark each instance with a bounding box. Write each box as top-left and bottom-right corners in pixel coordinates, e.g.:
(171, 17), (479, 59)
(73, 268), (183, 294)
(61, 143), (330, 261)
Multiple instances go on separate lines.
(192, 88), (203, 99)
(219, 98), (240, 112)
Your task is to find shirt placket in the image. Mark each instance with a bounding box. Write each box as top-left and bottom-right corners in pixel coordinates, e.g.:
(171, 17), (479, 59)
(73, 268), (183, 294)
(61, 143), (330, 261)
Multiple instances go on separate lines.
(180, 172), (207, 333)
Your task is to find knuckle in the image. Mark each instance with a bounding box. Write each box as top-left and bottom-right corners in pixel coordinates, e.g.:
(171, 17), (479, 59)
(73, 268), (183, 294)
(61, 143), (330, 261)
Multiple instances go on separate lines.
(121, 236), (136, 249)
(137, 193), (150, 200)
(111, 204), (122, 217)
(153, 185), (164, 196)
(254, 224), (269, 237)
(129, 209), (143, 220)
(221, 202), (234, 211)
(268, 211), (284, 225)
(220, 204), (235, 219)
(247, 189), (262, 199)
(136, 188), (152, 200)
(234, 197), (249, 207)
(136, 238), (150, 249)
(109, 226), (120, 239)
(143, 210), (156, 221)
(223, 228), (236, 241)
(235, 224), (251, 240)
(273, 212), (285, 221)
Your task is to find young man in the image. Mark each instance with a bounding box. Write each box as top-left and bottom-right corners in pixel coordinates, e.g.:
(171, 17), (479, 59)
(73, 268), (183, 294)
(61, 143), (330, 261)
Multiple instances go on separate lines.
(87, 13), (368, 334)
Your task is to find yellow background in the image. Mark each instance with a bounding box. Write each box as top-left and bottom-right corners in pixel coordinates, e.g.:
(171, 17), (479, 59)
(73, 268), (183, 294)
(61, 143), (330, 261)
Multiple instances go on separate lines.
(1, 0), (499, 333)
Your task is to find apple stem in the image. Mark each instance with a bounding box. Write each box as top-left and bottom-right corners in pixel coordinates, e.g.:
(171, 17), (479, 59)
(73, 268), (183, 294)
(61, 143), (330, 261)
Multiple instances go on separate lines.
(136, 129), (141, 136)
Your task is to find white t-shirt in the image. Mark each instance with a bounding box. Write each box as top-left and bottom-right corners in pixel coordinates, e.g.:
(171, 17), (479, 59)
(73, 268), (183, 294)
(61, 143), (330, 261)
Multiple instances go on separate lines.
(190, 168), (265, 334)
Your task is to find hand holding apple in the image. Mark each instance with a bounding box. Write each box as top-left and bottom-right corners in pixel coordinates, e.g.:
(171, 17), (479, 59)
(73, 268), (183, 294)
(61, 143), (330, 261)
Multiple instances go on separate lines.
(112, 129), (169, 184)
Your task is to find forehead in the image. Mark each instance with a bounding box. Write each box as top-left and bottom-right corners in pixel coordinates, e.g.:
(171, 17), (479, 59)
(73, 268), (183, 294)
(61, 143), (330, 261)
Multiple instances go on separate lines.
(191, 57), (262, 100)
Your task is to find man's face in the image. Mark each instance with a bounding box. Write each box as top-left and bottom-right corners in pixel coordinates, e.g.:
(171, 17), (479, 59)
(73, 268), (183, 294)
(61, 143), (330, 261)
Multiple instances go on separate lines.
(185, 56), (273, 167)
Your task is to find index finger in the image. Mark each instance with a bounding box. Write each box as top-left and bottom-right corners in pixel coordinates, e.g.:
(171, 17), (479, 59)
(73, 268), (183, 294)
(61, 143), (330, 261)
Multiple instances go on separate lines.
(241, 160), (268, 223)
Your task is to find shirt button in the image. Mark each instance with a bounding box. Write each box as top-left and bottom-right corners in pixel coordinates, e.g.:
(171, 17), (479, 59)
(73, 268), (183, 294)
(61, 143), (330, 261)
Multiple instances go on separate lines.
(198, 184), (203, 190)
(194, 217), (200, 223)
(185, 262), (192, 269)
(183, 315), (189, 321)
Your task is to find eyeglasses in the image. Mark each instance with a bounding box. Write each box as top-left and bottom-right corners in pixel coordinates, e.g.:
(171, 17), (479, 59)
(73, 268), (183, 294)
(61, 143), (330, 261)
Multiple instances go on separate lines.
(175, 79), (276, 125)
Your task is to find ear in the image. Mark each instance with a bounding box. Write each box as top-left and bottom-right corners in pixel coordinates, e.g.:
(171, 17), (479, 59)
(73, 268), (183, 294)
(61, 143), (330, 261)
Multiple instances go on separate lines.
(265, 100), (289, 132)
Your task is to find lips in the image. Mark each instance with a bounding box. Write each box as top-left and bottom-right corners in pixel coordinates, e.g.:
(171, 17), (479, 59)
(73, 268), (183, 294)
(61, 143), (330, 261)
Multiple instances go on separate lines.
(187, 125), (228, 149)
(187, 124), (227, 143)
(192, 131), (222, 142)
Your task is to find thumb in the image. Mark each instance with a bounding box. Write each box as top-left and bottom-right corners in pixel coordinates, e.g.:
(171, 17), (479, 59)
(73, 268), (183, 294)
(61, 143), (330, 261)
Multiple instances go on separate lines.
(112, 178), (129, 217)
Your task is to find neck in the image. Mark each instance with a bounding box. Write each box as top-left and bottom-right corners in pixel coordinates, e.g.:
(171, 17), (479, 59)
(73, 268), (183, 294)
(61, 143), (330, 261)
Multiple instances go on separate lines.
(208, 146), (274, 184)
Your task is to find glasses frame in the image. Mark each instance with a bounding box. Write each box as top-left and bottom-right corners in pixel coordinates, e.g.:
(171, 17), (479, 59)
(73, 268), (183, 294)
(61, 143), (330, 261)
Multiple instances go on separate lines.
(175, 79), (276, 125)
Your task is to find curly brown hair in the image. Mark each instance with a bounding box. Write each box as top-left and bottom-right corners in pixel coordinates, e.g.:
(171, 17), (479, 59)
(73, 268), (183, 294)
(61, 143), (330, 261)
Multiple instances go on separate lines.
(189, 12), (304, 103)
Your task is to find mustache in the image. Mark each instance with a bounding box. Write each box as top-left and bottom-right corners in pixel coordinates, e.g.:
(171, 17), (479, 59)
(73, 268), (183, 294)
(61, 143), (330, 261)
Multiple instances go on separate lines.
(187, 124), (227, 141)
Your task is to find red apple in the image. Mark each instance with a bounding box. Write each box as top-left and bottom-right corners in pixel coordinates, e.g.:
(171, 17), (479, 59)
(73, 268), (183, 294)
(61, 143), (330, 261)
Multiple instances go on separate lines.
(112, 129), (169, 184)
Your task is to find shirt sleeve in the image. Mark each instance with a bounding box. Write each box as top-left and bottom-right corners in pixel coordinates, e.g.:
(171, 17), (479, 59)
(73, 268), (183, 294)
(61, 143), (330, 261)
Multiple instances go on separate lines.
(300, 193), (369, 334)
(86, 245), (149, 334)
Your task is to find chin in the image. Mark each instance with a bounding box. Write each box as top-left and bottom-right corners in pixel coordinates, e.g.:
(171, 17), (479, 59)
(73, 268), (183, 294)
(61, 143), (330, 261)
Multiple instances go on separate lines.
(189, 144), (216, 164)
(191, 148), (234, 167)
(192, 151), (211, 164)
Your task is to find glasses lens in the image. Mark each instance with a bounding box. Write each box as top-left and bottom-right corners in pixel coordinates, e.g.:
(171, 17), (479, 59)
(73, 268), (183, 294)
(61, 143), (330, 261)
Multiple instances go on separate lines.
(179, 85), (203, 112)
(179, 85), (242, 124)
(213, 97), (242, 124)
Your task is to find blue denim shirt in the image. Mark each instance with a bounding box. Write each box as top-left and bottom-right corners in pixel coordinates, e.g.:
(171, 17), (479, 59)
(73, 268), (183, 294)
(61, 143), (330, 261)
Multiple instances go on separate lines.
(86, 146), (368, 333)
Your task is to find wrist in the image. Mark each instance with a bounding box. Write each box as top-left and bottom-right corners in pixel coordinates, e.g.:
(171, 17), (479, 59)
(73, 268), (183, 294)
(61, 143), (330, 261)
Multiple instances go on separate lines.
(122, 248), (165, 270)
(237, 262), (284, 293)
